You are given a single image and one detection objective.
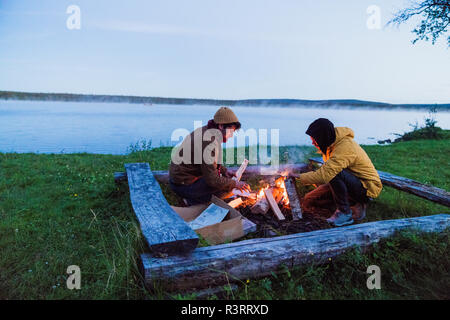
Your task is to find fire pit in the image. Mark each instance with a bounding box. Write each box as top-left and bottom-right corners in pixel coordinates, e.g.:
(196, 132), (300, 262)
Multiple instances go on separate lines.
(116, 160), (450, 293)
(225, 175), (332, 238)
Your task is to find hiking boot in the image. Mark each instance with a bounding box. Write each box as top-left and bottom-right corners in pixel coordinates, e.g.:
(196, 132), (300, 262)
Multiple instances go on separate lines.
(326, 210), (354, 227)
(351, 203), (367, 221)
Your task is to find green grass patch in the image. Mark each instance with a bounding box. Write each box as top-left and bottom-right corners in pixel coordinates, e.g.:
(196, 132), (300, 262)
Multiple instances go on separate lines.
(0, 138), (449, 299)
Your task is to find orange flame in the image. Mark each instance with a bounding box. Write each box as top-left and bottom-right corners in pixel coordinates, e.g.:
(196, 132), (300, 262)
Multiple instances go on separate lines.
(276, 177), (290, 206)
(256, 185), (269, 200)
(255, 176), (290, 207)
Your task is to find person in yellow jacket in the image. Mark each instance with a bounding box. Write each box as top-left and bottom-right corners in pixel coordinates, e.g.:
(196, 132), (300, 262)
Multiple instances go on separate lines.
(292, 118), (382, 226)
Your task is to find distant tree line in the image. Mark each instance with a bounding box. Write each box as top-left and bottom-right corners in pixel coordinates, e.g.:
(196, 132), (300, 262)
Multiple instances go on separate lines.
(1, 90), (449, 110)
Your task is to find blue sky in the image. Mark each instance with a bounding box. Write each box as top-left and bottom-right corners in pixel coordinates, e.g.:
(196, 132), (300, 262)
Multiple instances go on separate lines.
(0, 0), (449, 103)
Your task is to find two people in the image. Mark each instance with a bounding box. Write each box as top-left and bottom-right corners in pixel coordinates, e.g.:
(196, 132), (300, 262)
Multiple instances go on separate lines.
(169, 107), (382, 227)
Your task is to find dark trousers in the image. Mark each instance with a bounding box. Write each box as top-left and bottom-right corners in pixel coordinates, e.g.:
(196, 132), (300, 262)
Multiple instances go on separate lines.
(169, 178), (231, 206)
(304, 169), (368, 214)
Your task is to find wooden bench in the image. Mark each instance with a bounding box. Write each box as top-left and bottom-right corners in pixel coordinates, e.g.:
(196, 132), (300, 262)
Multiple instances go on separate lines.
(122, 161), (449, 293)
(114, 163), (310, 184)
(125, 163), (199, 255)
(141, 214), (450, 291)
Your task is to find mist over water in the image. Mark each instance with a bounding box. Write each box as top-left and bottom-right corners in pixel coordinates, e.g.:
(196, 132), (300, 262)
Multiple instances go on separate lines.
(0, 100), (449, 154)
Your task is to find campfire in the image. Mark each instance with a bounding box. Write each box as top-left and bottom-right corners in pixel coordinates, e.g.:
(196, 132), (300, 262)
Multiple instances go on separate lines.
(220, 159), (334, 238)
(227, 159), (302, 222)
(249, 176), (290, 219)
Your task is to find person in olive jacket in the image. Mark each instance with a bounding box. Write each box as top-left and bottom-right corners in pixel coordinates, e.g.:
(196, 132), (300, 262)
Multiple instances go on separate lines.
(292, 118), (382, 226)
(169, 107), (250, 205)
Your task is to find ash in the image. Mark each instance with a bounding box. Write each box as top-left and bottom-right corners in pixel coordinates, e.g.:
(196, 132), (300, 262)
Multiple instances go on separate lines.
(239, 203), (332, 238)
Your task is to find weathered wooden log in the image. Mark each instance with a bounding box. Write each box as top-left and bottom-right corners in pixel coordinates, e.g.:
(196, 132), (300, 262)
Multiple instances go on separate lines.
(141, 214), (450, 291)
(309, 157), (450, 207)
(250, 196), (269, 214)
(125, 163), (198, 255)
(115, 170), (169, 184)
(379, 171), (450, 207)
(285, 178), (302, 220)
(115, 163), (310, 184)
(265, 188), (285, 221)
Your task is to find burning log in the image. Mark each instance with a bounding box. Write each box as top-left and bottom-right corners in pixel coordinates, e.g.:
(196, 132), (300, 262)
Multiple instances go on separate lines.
(265, 189), (285, 221)
(250, 195), (270, 215)
(250, 186), (283, 215)
(228, 197), (243, 208)
(285, 178), (302, 220)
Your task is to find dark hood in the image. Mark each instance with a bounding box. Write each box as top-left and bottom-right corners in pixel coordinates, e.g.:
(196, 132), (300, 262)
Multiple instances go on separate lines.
(305, 118), (336, 154)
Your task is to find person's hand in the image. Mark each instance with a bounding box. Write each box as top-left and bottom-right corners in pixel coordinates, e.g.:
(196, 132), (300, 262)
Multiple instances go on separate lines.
(236, 181), (251, 192)
(289, 172), (300, 179)
(224, 171), (235, 178)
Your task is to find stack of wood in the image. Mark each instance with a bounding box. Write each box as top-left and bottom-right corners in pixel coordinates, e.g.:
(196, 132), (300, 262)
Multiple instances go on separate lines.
(226, 159), (303, 222)
(250, 176), (302, 221)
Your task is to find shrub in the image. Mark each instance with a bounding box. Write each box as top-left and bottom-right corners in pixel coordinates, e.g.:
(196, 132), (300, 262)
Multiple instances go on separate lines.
(395, 106), (448, 142)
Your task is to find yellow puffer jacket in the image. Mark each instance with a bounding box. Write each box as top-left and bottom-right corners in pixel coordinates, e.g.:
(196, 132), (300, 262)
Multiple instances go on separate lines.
(299, 127), (382, 198)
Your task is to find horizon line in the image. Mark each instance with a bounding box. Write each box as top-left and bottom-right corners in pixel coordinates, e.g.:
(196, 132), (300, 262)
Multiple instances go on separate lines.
(1, 89), (449, 106)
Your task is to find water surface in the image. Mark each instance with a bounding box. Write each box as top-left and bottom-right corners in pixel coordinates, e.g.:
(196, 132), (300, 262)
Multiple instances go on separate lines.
(0, 100), (448, 154)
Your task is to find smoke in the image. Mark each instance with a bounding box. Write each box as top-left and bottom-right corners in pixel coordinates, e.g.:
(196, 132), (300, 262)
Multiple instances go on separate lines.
(282, 146), (308, 165)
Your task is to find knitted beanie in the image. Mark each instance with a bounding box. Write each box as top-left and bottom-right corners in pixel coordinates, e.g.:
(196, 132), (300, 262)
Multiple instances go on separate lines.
(213, 107), (239, 124)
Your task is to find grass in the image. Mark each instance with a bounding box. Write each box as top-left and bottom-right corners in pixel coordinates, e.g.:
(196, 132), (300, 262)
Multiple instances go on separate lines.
(0, 137), (449, 299)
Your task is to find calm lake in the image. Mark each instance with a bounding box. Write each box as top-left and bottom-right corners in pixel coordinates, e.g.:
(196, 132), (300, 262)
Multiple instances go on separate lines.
(0, 100), (449, 154)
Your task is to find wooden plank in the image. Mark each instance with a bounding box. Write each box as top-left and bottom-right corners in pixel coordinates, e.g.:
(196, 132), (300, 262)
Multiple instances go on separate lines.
(233, 159), (249, 181)
(231, 189), (256, 199)
(187, 203), (229, 230)
(265, 188), (285, 221)
(125, 163), (198, 255)
(115, 163), (310, 184)
(228, 197), (243, 208)
(309, 157), (450, 207)
(285, 178), (302, 219)
(141, 214), (450, 291)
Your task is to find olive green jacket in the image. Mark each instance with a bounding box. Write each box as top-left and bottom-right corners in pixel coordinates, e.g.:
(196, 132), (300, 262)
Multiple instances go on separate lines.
(169, 126), (236, 191)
